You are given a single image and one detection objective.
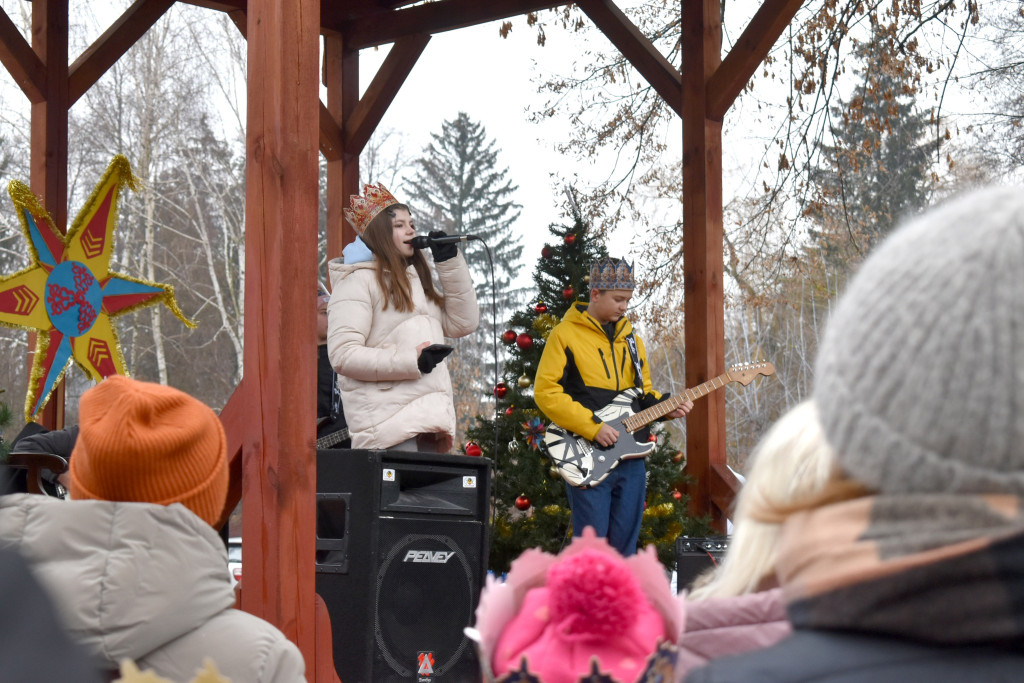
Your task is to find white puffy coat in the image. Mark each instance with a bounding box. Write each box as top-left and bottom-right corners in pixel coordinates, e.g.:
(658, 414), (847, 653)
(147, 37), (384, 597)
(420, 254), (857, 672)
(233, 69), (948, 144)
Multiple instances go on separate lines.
(326, 253), (478, 450)
(0, 494), (305, 682)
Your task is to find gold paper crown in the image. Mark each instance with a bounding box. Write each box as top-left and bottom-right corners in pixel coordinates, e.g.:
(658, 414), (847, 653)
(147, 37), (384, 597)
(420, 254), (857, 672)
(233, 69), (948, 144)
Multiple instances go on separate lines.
(589, 257), (635, 291)
(344, 182), (399, 234)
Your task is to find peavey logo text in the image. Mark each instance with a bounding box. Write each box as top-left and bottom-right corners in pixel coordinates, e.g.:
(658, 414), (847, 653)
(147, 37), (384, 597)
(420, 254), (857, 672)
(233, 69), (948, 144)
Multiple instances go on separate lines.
(404, 550), (455, 564)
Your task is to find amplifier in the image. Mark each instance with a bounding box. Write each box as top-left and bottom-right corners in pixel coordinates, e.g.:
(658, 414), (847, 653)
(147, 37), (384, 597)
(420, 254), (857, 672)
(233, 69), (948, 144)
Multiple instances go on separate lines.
(675, 536), (729, 593)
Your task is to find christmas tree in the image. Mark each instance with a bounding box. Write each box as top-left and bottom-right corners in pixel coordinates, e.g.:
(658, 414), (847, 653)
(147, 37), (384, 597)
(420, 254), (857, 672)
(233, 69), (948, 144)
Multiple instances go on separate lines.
(465, 192), (710, 573)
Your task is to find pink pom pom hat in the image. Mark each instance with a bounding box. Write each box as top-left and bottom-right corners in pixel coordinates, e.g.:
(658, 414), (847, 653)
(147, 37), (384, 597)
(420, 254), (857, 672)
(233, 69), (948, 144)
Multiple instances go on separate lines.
(466, 528), (687, 683)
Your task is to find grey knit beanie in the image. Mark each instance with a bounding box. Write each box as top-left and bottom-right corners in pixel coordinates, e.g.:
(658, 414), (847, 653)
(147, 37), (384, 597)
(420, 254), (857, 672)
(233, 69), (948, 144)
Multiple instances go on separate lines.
(814, 186), (1024, 495)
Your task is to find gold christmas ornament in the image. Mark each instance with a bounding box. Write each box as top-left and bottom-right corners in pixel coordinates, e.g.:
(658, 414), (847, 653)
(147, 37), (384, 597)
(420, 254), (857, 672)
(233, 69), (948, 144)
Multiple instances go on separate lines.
(517, 373), (532, 388)
(532, 313), (558, 340)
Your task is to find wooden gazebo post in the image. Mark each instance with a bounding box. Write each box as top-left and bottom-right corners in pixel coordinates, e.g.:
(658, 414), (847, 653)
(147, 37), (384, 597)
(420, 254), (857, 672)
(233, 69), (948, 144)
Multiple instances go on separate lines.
(30, 0), (69, 429)
(239, 0), (321, 668)
(681, 0), (805, 529)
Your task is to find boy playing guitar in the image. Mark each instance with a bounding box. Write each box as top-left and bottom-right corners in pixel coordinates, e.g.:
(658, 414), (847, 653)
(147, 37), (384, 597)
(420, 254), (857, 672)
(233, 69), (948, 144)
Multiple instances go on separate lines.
(534, 257), (692, 556)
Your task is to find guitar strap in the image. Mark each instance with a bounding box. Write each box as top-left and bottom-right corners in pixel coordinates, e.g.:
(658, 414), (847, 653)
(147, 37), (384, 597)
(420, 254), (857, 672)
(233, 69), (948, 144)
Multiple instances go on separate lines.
(624, 332), (644, 390)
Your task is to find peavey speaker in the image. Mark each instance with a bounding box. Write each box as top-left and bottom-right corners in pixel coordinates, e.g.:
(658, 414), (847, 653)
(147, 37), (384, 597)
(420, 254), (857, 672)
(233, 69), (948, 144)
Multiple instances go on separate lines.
(316, 449), (491, 683)
(675, 535), (729, 592)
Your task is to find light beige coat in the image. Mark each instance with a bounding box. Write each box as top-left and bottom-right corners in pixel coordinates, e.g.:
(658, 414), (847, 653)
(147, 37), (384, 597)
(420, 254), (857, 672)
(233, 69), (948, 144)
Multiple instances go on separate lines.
(0, 494), (305, 683)
(326, 253), (478, 450)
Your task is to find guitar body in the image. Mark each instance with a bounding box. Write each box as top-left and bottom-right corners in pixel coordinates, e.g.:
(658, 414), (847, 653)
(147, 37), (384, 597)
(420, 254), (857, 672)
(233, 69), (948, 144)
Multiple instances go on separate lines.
(541, 390), (655, 488)
(540, 361), (775, 488)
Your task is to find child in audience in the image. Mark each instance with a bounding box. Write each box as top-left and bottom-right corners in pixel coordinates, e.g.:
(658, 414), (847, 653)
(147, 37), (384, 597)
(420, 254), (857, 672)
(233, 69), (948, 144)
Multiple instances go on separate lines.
(0, 376), (305, 683)
(681, 401), (832, 672)
(687, 186), (1024, 681)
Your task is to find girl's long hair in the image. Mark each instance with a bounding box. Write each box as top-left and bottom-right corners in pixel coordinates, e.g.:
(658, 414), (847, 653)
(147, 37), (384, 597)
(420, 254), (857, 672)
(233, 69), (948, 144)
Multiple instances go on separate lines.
(361, 204), (444, 312)
(687, 401), (856, 600)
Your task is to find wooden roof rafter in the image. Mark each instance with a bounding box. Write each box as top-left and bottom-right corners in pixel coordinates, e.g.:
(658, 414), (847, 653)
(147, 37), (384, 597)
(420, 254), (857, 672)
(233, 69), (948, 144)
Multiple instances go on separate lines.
(69, 0), (176, 105)
(0, 7), (46, 103)
(577, 0), (682, 118)
(707, 0), (804, 120)
(332, 0), (569, 51)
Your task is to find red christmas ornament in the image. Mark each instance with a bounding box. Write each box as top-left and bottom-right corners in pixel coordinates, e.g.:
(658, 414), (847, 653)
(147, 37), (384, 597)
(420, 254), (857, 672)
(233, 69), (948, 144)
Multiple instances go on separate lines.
(541, 245), (553, 259)
(501, 329), (517, 344)
(494, 382), (508, 399)
(534, 301), (548, 314)
(562, 286), (575, 300)
(648, 434), (657, 443)
(564, 233), (576, 245)
(515, 495), (531, 511)
(515, 333), (533, 350)
(672, 452), (684, 464)
(505, 406), (515, 416)
(672, 490), (683, 500)
(465, 442), (482, 457)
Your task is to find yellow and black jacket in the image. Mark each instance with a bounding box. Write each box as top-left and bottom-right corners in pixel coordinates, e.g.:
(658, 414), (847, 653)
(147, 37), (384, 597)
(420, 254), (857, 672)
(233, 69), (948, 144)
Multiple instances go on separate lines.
(535, 301), (664, 442)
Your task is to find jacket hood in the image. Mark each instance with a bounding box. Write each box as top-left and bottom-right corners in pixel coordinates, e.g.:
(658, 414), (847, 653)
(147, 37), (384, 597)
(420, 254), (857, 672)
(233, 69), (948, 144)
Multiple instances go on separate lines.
(328, 256), (376, 283)
(562, 301), (634, 338)
(0, 494), (235, 667)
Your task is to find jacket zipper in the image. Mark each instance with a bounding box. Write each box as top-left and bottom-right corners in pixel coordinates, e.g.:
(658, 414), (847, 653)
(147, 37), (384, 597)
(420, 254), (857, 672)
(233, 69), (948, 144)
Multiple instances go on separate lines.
(588, 313), (624, 390)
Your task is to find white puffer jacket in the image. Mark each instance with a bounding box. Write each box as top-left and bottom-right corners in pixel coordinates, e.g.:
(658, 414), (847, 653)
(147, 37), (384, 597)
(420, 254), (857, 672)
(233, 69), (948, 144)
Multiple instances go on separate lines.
(326, 252), (478, 450)
(0, 495), (306, 683)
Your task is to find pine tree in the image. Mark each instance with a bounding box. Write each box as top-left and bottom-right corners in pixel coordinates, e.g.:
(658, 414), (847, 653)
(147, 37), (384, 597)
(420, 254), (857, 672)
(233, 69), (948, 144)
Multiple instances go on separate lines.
(808, 27), (939, 267)
(466, 192), (709, 573)
(406, 113), (524, 427)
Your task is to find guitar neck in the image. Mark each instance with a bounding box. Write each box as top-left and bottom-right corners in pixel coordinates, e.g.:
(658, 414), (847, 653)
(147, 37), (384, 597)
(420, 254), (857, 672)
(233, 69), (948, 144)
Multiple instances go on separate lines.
(316, 428), (349, 449)
(622, 372), (734, 432)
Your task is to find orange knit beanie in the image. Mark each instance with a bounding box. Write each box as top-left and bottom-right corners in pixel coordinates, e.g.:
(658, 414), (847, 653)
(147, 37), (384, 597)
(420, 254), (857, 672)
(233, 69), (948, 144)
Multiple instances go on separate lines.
(69, 375), (228, 528)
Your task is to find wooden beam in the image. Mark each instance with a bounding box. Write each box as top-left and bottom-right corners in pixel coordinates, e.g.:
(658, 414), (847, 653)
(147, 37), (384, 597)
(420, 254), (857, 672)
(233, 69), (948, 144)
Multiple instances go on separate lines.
(577, 0), (682, 118)
(68, 0), (176, 105)
(0, 7), (46, 103)
(323, 33), (359, 262)
(31, 0), (70, 430)
(242, 0), (320, 668)
(178, 0), (247, 12)
(343, 32), (429, 155)
(708, 461), (742, 519)
(319, 102), (344, 162)
(681, 0), (729, 532)
(334, 0), (566, 50)
(215, 380), (251, 528)
(706, 0), (804, 120)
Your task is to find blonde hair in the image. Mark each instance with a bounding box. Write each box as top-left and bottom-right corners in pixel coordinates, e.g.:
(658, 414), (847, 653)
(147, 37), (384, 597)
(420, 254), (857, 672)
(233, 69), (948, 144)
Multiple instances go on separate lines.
(687, 401), (837, 600)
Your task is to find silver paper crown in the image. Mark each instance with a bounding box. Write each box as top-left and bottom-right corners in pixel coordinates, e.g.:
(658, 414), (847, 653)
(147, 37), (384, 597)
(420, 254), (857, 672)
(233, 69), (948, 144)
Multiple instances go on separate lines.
(590, 258), (635, 291)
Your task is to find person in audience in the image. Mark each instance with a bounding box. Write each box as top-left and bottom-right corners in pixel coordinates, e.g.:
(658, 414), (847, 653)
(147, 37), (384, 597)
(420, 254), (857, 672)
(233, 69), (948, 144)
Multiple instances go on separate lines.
(0, 376), (305, 683)
(0, 545), (102, 683)
(327, 182), (478, 453)
(680, 401), (832, 673)
(1, 423), (78, 497)
(687, 186), (1024, 681)
(316, 283), (350, 449)
(468, 527), (686, 682)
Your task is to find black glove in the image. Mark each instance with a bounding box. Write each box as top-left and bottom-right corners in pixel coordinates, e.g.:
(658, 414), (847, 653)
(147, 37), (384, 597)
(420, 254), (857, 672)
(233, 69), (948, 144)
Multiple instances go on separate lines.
(417, 344), (454, 374)
(428, 230), (458, 263)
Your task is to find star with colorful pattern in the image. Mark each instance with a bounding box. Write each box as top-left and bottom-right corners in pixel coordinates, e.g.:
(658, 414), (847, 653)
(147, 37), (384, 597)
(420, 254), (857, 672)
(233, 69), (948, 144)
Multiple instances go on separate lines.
(0, 155), (195, 420)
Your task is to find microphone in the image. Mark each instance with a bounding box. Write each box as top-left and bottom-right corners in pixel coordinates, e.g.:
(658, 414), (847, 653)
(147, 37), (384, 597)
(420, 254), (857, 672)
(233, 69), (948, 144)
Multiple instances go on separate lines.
(408, 234), (478, 249)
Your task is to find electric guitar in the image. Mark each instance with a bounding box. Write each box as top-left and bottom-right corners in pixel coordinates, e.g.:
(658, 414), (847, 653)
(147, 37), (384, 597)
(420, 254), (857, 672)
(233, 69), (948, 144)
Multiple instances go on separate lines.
(541, 361), (775, 488)
(316, 426), (351, 449)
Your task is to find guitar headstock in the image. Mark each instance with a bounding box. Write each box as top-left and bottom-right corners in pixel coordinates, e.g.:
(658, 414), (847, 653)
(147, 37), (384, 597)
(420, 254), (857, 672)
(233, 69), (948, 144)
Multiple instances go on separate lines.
(726, 360), (775, 385)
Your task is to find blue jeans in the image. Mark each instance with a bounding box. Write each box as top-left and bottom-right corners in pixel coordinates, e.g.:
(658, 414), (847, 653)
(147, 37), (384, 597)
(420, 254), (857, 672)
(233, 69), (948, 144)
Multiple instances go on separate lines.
(565, 457), (645, 556)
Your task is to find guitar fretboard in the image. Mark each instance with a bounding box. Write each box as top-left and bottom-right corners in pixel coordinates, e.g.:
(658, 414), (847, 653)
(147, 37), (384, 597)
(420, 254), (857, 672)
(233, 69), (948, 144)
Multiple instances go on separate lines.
(622, 372), (734, 432)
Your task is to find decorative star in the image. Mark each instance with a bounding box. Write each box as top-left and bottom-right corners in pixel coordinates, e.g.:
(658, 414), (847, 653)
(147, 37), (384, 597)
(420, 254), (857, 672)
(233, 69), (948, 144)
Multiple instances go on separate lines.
(0, 155), (195, 421)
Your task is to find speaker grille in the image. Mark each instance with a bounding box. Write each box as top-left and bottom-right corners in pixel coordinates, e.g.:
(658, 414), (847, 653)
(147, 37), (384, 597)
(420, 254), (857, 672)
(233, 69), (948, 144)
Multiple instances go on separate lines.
(374, 527), (479, 678)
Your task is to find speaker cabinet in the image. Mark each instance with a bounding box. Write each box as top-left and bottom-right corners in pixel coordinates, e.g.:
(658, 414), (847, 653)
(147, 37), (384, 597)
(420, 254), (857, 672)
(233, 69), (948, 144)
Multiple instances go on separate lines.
(675, 535), (729, 593)
(316, 449), (491, 683)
